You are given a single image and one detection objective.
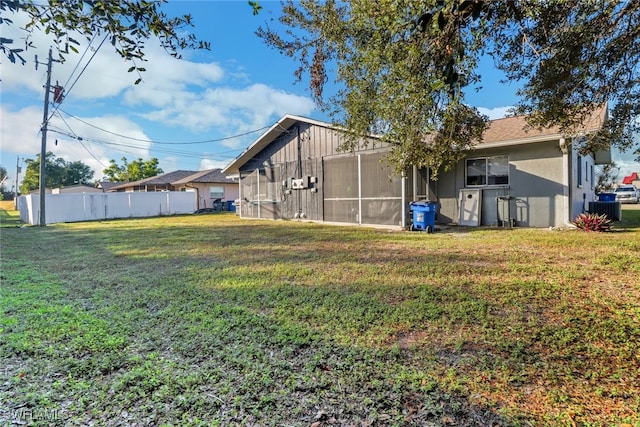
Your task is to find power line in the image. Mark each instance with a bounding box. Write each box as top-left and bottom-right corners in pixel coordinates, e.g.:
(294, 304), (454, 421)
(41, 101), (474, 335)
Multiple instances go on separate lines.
(47, 34), (109, 123)
(56, 107), (271, 144)
(53, 110), (109, 168)
(47, 128), (243, 160)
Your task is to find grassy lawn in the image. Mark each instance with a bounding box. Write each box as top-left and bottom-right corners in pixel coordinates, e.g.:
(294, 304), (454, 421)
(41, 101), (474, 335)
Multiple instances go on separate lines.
(0, 200), (22, 227)
(1, 204), (639, 426)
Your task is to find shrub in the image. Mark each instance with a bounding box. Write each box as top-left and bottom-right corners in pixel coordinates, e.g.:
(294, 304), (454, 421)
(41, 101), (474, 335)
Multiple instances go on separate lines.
(572, 213), (612, 232)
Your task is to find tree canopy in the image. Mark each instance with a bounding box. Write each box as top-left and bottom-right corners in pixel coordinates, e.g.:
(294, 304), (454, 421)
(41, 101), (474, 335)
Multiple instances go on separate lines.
(258, 0), (640, 176)
(20, 152), (94, 193)
(1, 0), (263, 82)
(0, 165), (8, 193)
(102, 157), (163, 182)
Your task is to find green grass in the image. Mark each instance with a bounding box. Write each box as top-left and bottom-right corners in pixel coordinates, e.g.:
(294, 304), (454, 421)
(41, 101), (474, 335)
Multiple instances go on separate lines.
(0, 200), (22, 227)
(1, 208), (639, 426)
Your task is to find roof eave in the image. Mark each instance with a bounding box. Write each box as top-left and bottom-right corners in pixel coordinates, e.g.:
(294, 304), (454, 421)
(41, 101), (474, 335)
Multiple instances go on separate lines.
(222, 114), (335, 175)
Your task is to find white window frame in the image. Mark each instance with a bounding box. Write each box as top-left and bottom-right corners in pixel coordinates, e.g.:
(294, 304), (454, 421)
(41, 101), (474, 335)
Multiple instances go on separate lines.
(209, 186), (225, 199)
(465, 155), (509, 187)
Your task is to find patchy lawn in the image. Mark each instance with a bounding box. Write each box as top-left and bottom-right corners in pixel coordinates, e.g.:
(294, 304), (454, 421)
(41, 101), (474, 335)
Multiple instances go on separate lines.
(0, 200), (22, 227)
(1, 209), (639, 426)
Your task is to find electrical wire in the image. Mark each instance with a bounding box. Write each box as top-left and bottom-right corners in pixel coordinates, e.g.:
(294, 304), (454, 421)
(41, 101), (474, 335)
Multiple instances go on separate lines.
(47, 128), (243, 161)
(53, 111), (109, 168)
(47, 34), (109, 123)
(56, 107), (271, 144)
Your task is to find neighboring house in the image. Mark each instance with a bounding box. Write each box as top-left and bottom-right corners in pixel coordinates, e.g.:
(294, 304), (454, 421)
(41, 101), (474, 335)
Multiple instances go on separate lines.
(52, 184), (103, 194)
(172, 169), (239, 210)
(108, 170), (199, 192)
(108, 169), (238, 211)
(96, 181), (120, 192)
(223, 107), (610, 229)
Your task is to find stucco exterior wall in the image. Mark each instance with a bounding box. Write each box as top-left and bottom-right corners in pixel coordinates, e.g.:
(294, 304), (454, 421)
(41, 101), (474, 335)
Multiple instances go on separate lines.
(432, 140), (578, 228)
(174, 183), (239, 210)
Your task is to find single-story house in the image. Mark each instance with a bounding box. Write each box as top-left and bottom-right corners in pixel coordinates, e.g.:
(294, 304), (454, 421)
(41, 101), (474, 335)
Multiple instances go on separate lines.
(108, 170), (199, 192)
(108, 169), (239, 211)
(96, 181), (120, 192)
(52, 184), (103, 194)
(171, 169), (239, 211)
(223, 107), (610, 228)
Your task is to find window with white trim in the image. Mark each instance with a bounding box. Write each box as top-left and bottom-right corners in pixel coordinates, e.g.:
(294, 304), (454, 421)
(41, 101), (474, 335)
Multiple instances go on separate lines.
(466, 155), (509, 186)
(577, 155), (582, 187)
(209, 186), (225, 199)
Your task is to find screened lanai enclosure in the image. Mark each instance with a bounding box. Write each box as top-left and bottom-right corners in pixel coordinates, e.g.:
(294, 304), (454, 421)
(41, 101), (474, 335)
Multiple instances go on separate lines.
(225, 108), (609, 229)
(224, 115), (431, 228)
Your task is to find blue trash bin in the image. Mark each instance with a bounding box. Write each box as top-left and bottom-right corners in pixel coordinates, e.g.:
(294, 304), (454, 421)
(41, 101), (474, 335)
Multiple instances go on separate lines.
(410, 201), (437, 232)
(598, 193), (616, 202)
(227, 200), (235, 212)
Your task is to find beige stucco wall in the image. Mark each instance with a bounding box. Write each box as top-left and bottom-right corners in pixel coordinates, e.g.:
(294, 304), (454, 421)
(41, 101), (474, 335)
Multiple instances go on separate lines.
(175, 183), (239, 210)
(432, 139), (596, 228)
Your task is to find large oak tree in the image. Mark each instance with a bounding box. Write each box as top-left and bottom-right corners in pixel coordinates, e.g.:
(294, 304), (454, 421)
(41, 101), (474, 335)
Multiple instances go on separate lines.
(258, 0), (640, 176)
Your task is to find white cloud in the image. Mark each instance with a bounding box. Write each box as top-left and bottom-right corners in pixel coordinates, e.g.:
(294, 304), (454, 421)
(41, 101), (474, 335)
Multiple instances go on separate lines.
(200, 158), (232, 170)
(1, 8), (317, 178)
(477, 106), (514, 120)
(136, 83), (315, 143)
(0, 105), (152, 181)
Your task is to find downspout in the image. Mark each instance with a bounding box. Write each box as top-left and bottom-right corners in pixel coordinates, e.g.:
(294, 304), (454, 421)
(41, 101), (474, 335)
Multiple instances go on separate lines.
(257, 169), (261, 219)
(357, 154), (362, 225)
(296, 125), (303, 218)
(401, 170), (407, 228)
(238, 171), (243, 218)
(559, 138), (575, 228)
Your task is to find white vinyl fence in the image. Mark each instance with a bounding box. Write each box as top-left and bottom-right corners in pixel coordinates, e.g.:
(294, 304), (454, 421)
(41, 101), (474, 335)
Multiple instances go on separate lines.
(18, 191), (197, 225)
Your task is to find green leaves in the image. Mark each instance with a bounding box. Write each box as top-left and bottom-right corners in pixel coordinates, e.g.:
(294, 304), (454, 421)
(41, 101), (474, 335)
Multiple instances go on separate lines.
(248, 0), (262, 16)
(102, 157), (163, 182)
(20, 152), (94, 194)
(1, 0), (212, 83)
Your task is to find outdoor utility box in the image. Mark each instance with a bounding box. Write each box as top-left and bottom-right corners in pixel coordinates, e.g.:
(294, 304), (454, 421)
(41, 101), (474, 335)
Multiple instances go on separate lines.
(588, 201), (621, 221)
(290, 176), (312, 190)
(409, 201), (438, 232)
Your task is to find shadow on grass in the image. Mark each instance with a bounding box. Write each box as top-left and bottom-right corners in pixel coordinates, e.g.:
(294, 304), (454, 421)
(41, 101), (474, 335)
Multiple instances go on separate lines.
(2, 216), (638, 425)
(0, 223), (518, 426)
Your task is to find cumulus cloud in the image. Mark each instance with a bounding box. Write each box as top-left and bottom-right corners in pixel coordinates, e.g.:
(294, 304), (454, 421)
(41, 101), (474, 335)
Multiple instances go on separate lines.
(138, 83), (315, 139)
(0, 105), (152, 181)
(1, 7), (317, 178)
(477, 106), (514, 120)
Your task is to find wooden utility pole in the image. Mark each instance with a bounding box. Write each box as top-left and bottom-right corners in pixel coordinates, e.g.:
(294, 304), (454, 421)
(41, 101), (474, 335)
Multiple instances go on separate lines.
(14, 156), (21, 209)
(37, 48), (53, 227)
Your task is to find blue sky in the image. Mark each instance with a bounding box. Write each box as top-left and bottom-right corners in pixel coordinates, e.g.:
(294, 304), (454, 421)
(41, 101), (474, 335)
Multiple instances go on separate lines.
(1, 0), (637, 190)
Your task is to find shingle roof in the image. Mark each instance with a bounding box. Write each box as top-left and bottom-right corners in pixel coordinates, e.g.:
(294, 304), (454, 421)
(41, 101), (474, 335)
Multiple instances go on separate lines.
(172, 168), (235, 185)
(480, 104), (608, 146)
(97, 181), (120, 191)
(108, 170), (198, 191)
(224, 106), (609, 173)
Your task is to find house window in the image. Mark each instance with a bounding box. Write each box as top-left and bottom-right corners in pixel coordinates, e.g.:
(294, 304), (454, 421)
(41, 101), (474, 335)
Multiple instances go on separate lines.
(209, 186), (224, 199)
(577, 155), (582, 187)
(590, 165), (595, 189)
(466, 155), (509, 186)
